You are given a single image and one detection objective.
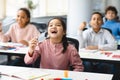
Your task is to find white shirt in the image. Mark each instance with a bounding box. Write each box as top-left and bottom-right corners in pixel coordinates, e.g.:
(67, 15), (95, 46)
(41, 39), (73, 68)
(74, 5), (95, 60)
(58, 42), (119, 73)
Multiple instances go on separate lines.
(78, 28), (117, 50)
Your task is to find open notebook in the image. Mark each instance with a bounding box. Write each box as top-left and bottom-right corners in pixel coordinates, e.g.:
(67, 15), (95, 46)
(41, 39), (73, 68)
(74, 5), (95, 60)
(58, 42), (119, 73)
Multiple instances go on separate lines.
(0, 68), (50, 80)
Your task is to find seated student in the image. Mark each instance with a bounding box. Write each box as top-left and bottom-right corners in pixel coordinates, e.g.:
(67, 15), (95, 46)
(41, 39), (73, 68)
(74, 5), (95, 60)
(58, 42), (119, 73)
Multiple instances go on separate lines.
(102, 6), (120, 42)
(78, 12), (117, 73)
(24, 17), (84, 71)
(0, 8), (40, 66)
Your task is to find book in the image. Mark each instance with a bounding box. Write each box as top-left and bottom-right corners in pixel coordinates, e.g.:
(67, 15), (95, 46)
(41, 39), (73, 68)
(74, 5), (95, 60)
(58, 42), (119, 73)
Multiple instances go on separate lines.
(0, 68), (50, 80)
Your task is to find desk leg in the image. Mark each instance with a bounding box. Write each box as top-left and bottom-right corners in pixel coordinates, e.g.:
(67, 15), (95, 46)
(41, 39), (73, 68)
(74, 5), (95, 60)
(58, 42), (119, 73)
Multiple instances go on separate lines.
(7, 55), (12, 64)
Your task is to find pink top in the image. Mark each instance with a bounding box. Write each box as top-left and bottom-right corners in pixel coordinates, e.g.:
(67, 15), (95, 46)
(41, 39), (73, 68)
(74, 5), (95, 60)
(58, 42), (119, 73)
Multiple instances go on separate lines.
(24, 39), (84, 71)
(0, 23), (40, 42)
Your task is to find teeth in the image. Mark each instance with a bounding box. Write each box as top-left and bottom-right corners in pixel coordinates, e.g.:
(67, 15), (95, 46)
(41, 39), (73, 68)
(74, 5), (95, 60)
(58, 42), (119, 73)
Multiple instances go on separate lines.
(52, 31), (57, 33)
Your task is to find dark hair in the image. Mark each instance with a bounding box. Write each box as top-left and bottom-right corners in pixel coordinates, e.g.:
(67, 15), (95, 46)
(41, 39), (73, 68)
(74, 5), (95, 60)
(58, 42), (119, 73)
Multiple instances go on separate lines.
(18, 8), (31, 24)
(105, 6), (118, 15)
(91, 12), (103, 19)
(47, 17), (68, 53)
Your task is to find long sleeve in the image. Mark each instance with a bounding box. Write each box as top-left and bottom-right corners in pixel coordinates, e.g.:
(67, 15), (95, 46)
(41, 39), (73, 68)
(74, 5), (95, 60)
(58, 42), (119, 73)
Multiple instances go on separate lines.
(24, 45), (41, 65)
(25, 39), (84, 71)
(0, 23), (40, 43)
(98, 30), (117, 50)
(0, 25), (12, 42)
(102, 20), (120, 40)
(69, 46), (84, 72)
(0, 31), (5, 41)
(78, 28), (117, 51)
(78, 30), (86, 49)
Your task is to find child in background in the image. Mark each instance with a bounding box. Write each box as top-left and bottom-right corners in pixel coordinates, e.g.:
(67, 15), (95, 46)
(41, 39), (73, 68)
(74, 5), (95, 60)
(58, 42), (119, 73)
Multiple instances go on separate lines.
(102, 6), (120, 42)
(79, 12), (117, 50)
(0, 8), (40, 66)
(24, 17), (84, 71)
(78, 12), (117, 73)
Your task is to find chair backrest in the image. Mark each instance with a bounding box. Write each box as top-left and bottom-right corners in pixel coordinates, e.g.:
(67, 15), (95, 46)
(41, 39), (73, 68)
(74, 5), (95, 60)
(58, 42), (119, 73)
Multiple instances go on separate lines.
(30, 22), (47, 33)
(67, 37), (79, 70)
(67, 37), (79, 51)
(102, 27), (112, 34)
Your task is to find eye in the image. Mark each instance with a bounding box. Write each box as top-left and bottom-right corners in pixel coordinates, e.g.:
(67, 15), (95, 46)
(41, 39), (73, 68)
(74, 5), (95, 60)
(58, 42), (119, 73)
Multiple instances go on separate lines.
(57, 25), (61, 26)
(17, 15), (19, 18)
(49, 24), (53, 27)
(21, 16), (26, 19)
(56, 24), (62, 27)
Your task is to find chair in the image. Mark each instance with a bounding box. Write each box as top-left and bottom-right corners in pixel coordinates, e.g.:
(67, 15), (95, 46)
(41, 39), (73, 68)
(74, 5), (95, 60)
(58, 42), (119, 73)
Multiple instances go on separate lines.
(67, 37), (79, 70)
(67, 37), (79, 51)
(30, 22), (47, 33)
(102, 27), (112, 34)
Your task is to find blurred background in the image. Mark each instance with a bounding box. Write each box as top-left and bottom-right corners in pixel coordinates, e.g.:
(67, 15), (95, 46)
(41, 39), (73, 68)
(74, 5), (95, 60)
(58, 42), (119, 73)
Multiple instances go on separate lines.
(0, 0), (120, 64)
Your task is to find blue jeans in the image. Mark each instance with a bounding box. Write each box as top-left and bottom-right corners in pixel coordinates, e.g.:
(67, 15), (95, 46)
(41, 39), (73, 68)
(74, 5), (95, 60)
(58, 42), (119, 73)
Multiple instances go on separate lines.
(83, 61), (115, 74)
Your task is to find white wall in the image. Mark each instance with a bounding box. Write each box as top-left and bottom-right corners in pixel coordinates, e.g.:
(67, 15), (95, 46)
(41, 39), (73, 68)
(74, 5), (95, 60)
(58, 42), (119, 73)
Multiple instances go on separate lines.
(0, 0), (6, 19)
(67, 0), (93, 39)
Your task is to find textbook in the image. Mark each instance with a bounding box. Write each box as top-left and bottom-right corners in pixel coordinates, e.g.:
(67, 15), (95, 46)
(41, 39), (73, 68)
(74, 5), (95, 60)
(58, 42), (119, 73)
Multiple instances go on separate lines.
(0, 68), (50, 80)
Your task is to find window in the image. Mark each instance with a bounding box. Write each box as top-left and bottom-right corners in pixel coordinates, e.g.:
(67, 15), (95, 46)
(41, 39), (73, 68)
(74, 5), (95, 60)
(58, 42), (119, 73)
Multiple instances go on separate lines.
(5, 0), (68, 17)
(6, 0), (26, 17)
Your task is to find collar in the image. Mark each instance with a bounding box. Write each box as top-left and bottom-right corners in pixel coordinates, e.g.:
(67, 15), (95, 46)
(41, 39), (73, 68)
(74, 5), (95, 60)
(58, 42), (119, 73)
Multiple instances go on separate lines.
(89, 28), (103, 34)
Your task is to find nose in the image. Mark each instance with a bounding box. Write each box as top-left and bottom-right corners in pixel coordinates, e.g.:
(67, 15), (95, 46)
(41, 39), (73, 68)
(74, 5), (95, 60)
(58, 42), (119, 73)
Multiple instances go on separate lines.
(95, 19), (99, 23)
(52, 25), (56, 28)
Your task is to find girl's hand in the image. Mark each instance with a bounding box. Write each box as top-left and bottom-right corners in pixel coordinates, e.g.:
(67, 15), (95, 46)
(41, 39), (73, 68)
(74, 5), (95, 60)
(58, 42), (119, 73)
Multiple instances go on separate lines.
(28, 37), (38, 53)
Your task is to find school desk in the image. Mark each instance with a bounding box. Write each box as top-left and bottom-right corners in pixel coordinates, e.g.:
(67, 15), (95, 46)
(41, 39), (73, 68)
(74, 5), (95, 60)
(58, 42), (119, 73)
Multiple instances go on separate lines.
(0, 65), (113, 80)
(79, 49), (120, 64)
(0, 42), (27, 62)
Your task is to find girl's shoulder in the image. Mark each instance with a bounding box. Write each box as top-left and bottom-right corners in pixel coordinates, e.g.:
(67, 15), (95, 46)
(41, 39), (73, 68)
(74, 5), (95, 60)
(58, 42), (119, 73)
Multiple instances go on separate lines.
(27, 24), (37, 28)
(9, 23), (18, 30)
(67, 43), (78, 52)
(26, 24), (39, 32)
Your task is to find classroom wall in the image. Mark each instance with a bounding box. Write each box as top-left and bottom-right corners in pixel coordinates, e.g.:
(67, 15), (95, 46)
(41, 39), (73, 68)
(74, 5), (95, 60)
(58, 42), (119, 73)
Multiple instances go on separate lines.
(0, 0), (6, 19)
